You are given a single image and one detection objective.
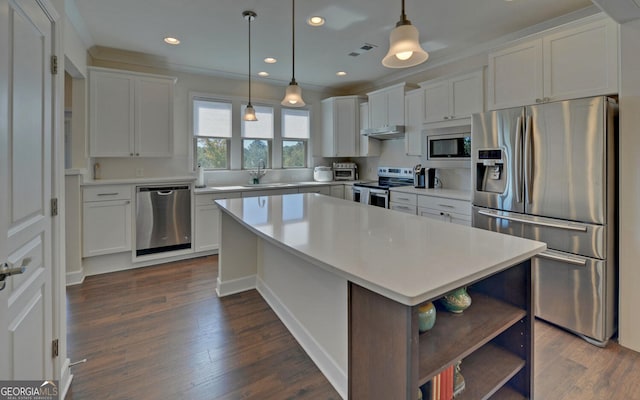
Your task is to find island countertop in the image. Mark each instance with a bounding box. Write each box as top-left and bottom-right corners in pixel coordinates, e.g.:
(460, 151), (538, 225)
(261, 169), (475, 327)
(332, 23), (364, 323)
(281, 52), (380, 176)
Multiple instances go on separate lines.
(216, 193), (546, 306)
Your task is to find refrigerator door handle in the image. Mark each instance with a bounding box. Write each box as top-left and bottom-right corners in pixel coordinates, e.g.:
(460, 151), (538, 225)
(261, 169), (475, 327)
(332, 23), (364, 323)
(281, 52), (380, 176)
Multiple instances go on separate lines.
(477, 209), (588, 232)
(524, 115), (533, 204)
(536, 249), (587, 266)
(515, 116), (523, 203)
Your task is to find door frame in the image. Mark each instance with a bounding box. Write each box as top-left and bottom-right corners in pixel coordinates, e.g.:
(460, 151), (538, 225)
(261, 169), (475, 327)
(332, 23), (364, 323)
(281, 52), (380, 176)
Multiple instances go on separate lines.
(40, 0), (72, 394)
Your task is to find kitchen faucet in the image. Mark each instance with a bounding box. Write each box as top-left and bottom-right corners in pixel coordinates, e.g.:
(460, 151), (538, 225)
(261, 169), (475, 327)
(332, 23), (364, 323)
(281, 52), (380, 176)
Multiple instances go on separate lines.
(249, 159), (267, 184)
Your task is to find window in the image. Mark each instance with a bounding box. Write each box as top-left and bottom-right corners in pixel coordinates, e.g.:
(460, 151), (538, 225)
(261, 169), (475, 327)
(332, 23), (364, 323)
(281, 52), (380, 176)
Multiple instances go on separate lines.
(193, 99), (231, 169)
(242, 104), (273, 169)
(282, 108), (310, 168)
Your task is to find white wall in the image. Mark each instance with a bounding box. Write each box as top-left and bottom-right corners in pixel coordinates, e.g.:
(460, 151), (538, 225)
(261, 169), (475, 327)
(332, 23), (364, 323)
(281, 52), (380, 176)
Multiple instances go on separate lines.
(617, 18), (640, 353)
(88, 55), (334, 182)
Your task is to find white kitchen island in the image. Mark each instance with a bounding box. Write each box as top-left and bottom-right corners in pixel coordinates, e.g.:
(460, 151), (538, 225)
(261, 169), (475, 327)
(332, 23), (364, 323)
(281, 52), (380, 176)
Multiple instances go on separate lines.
(215, 193), (546, 399)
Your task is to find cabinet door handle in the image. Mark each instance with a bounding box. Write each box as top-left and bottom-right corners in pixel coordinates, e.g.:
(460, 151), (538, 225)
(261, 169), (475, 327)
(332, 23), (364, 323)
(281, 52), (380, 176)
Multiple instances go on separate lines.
(130, 153), (134, 156)
(135, 153), (140, 156)
(450, 115), (455, 119)
(535, 98), (542, 104)
(438, 204), (455, 209)
(443, 116), (449, 120)
(97, 193), (119, 196)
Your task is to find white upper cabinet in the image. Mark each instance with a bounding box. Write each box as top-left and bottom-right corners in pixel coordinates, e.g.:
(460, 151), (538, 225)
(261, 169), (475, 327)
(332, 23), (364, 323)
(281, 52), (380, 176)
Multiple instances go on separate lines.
(367, 83), (412, 128)
(488, 16), (618, 110)
(421, 69), (484, 124)
(321, 96), (364, 157)
(404, 89), (424, 156)
(359, 102), (380, 157)
(89, 67), (176, 157)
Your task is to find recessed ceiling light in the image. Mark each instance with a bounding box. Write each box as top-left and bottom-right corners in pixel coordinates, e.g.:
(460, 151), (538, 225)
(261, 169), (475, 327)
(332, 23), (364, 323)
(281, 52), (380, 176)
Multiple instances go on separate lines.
(264, 57), (277, 64)
(258, 71), (269, 77)
(307, 16), (325, 27)
(163, 37), (181, 45)
(336, 71), (347, 76)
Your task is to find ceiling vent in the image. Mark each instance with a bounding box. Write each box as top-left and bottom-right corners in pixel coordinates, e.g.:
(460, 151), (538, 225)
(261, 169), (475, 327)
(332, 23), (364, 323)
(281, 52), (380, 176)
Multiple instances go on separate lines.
(591, 0), (640, 23)
(348, 43), (378, 57)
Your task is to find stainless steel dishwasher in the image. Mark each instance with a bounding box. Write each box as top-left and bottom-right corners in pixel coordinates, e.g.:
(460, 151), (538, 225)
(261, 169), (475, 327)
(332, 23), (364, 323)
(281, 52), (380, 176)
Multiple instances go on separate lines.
(136, 185), (191, 256)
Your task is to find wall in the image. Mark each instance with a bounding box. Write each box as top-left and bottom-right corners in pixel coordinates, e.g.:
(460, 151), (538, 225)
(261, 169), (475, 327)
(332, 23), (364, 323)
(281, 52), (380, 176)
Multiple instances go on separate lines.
(618, 18), (640, 353)
(88, 53), (335, 183)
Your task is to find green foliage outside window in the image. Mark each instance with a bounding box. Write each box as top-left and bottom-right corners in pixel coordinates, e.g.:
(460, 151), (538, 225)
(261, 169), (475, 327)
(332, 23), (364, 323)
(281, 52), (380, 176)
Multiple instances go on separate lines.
(243, 139), (270, 169)
(197, 138), (228, 169)
(282, 140), (306, 168)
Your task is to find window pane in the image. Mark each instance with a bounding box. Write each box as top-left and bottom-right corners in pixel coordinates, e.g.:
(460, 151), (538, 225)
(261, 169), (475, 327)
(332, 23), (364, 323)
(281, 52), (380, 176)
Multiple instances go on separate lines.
(243, 139), (270, 169)
(242, 105), (274, 138)
(282, 109), (310, 138)
(194, 100), (232, 138)
(282, 140), (306, 168)
(196, 138), (228, 169)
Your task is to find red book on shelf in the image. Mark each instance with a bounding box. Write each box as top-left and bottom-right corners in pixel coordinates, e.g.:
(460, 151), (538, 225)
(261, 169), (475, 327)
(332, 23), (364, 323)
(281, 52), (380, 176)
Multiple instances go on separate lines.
(443, 368), (450, 400)
(448, 365), (454, 400)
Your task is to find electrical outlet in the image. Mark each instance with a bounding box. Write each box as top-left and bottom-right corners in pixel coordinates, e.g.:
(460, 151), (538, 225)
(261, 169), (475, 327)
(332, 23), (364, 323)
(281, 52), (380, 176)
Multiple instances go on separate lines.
(136, 168), (144, 177)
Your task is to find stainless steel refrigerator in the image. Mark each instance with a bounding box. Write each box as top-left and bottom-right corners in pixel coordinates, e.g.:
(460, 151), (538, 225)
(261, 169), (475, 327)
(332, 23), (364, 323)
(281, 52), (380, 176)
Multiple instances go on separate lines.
(471, 96), (617, 346)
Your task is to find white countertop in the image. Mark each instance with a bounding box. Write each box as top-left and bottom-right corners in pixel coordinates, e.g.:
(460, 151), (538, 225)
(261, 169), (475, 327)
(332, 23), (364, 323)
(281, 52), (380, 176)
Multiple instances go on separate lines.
(82, 176), (196, 186)
(216, 193), (545, 306)
(195, 180), (359, 194)
(390, 186), (471, 201)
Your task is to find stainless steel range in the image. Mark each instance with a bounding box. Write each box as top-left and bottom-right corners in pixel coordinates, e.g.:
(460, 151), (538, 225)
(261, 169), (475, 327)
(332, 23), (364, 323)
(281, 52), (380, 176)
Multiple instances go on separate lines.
(352, 167), (414, 208)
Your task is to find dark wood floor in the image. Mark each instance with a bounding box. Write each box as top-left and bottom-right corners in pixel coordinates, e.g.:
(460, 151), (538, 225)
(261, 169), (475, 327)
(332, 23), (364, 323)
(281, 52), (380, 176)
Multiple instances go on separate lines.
(66, 256), (640, 400)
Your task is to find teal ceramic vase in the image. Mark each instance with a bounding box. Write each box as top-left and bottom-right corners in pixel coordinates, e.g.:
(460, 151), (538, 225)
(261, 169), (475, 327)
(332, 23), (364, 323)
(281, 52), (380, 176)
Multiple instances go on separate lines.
(417, 301), (436, 332)
(440, 287), (472, 313)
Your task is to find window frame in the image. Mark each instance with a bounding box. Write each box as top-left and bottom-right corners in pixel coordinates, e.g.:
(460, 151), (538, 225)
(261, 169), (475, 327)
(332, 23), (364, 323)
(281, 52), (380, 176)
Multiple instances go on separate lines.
(191, 96), (233, 170)
(281, 108), (310, 169)
(241, 103), (274, 170)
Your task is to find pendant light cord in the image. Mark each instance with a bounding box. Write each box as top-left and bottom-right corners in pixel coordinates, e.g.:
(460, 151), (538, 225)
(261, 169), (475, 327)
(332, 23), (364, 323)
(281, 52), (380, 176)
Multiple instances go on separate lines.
(291, 0), (296, 82)
(248, 14), (252, 104)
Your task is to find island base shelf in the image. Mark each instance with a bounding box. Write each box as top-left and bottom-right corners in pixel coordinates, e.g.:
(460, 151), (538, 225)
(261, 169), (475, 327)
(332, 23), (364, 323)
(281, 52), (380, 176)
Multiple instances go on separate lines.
(349, 259), (533, 400)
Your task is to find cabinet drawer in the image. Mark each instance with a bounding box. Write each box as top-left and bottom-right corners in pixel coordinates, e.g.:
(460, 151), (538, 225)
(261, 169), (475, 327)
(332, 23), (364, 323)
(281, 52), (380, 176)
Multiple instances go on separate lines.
(83, 185), (132, 202)
(390, 192), (417, 206)
(417, 195), (471, 215)
(390, 203), (417, 215)
(195, 191), (241, 206)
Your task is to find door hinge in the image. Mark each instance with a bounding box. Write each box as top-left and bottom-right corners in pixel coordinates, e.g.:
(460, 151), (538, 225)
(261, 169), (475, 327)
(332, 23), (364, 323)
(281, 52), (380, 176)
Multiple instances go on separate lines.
(52, 339), (59, 358)
(50, 198), (58, 217)
(50, 55), (58, 75)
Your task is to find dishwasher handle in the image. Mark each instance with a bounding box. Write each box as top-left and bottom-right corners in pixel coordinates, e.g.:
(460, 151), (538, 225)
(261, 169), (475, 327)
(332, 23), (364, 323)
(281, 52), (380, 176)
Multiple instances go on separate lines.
(137, 185), (190, 192)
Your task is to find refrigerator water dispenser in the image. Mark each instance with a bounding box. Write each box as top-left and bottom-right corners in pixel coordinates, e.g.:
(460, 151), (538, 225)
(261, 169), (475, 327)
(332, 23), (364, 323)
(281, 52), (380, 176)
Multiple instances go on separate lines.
(476, 149), (506, 194)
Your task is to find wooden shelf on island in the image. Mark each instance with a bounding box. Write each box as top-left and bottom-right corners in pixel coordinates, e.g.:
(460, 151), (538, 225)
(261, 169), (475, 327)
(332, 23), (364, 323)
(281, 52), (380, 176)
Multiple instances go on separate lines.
(418, 292), (526, 384)
(456, 343), (526, 400)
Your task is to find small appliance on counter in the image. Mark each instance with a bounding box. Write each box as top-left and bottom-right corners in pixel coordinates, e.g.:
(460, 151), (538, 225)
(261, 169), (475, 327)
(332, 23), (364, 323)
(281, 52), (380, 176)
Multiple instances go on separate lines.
(313, 166), (333, 182)
(413, 164), (436, 188)
(333, 162), (358, 181)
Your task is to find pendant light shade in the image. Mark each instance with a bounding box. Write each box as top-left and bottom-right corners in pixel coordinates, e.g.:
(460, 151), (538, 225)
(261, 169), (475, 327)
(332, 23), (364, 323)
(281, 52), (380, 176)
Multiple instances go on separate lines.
(281, 0), (305, 107)
(243, 10), (258, 121)
(382, 0), (429, 68)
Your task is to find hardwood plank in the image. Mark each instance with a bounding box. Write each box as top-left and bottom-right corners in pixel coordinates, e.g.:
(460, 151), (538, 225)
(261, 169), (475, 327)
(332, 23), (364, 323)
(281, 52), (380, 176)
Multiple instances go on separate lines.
(65, 256), (340, 400)
(65, 255), (640, 400)
(418, 292), (526, 384)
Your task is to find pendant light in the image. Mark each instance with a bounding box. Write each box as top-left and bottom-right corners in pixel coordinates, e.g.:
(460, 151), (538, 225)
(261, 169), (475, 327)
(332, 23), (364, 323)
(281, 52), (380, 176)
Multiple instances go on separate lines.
(382, 0), (429, 68)
(243, 10), (258, 121)
(281, 0), (305, 107)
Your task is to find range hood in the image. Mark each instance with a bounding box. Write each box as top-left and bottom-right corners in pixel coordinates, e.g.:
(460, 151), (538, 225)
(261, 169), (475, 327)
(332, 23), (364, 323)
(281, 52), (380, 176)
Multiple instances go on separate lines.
(361, 125), (405, 139)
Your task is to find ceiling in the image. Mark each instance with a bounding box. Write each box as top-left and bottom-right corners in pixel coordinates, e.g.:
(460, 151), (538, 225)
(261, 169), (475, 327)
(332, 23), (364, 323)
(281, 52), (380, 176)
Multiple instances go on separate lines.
(69, 0), (596, 91)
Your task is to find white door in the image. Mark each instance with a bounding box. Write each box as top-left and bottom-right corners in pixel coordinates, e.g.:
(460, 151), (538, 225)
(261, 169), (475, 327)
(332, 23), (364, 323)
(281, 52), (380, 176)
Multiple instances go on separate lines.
(0, 0), (55, 380)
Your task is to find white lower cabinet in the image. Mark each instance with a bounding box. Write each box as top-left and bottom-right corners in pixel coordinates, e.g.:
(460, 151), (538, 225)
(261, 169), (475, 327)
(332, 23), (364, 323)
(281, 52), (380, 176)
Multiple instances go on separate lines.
(330, 185), (344, 199)
(194, 192), (241, 252)
(299, 186), (331, 195)
(390, 192), (417, 215)
(417, 195), (471, 226)
(82, 185), (132, 257)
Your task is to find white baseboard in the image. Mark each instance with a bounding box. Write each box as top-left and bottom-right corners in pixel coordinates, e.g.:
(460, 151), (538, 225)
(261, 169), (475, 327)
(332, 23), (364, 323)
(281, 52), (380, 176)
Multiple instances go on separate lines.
(256, 277), (347, 399)
(65, 270), (85, 286)
(216, 275), (256, 297)
(59, 357), (73, 399)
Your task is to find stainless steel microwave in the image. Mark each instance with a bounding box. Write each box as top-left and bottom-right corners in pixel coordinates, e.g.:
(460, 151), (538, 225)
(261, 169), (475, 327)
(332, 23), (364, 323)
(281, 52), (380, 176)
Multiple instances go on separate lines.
(427, 133), (471, 161)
